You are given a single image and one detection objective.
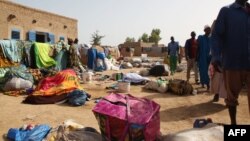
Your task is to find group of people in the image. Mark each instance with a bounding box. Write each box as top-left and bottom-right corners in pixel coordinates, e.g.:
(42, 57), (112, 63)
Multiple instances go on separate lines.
(168, 0), (250, 125)
(167, 25), (212, 91)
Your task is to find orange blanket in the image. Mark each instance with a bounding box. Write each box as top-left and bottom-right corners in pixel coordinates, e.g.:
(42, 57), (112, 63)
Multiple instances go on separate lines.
(32, 69), (83, 96)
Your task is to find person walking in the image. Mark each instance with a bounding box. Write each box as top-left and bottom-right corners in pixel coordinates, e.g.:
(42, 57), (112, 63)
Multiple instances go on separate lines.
(197, 25), (212, 90)
(211, 0), (250, 125)
(167, 36), (179, 75)
(185, 31), (199, 84)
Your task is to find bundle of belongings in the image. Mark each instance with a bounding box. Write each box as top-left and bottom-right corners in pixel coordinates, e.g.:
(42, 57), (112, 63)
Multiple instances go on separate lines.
(0, 40), (22, 68)
(27, 68), (43, 84)
(23, 69), (89, 105)
(139, 69), (150, 76)
(168, 79), (193, 95)
(6, 120), (103, 141)
(7, 124), (51, 141)
(121, 62), (133, 69)
(46, 120), (102, 141)
(123, 73), (150, 85)
(163, 123), (223, 141)
(103, 58), (120, 71)
(145, 78), (169, 93)
(95, 52), (106, 71)
(131, 57), (142, 68)
(0, 65), (34, 95)
(149, 65), (170, 76)
(92, 93), (161, 141)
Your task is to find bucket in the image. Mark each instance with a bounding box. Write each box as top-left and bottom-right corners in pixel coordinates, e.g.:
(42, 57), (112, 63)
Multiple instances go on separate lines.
(82, 71), (94, 83)
(118, 81), (130, 93)
(112, 73), (123, 81)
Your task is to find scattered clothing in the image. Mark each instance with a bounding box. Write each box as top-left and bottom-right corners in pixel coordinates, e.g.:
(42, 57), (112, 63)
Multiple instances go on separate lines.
(67, 90), (89, 106)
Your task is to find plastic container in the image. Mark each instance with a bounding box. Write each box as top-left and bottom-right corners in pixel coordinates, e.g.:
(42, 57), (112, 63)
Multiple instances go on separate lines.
(82, 71), (94, 83)
(117, 80), (130, 93)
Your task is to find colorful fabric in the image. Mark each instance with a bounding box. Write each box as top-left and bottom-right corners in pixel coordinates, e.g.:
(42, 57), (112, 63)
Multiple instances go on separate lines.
(54, 49), (69, 71)
(0, 40), (19, 68)
(0, 65), (34, 90)
(32, 69), (83, 96)
(3, 89), (27, 97)
(93, 93), (160, 141)
(0, 40), (21, 63)
(27, 69), (43, 83)
(34, 43), (56, 68)
(0, 68), (10, 78)
(69, 44), (79, 67)
(0, 52), (18, 67)
(19, 40), (33, 67)
(197, 35), (211, 85)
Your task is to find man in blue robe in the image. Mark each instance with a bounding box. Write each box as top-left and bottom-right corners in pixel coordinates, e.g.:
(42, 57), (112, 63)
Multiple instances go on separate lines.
(197, 25), (212, 90)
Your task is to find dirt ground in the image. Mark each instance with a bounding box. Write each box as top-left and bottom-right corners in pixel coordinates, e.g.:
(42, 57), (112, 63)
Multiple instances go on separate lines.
(0, 60), (250, 140)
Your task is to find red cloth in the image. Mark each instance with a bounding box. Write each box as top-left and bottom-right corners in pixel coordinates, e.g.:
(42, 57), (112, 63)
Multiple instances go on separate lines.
(190, 39), (198, 58)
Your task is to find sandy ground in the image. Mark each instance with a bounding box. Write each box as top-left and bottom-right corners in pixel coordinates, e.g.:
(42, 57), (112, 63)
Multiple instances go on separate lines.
(0, 60), (250, 140)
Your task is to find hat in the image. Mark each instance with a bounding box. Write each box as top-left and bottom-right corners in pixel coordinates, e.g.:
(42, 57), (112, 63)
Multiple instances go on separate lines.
(204, 25), (211, 30)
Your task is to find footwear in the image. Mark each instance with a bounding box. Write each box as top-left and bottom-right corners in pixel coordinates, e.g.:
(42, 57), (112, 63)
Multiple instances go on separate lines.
(201, 84), (205, 88)
(228, 106), (237, 125)
(212, 94), (219, 102)
(207, 84), (210, 91)
(195, 79), (199, 84)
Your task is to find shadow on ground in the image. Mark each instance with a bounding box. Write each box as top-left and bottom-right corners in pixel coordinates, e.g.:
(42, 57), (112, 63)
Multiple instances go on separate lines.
(160, 101), (227, 122)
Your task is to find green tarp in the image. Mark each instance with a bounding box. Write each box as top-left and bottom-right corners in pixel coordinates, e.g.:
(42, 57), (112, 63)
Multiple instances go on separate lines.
(34, 42), (56, 68)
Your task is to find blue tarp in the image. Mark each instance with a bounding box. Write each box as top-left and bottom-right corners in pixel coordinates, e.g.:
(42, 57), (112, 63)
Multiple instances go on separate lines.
(7, 124), (51, 141)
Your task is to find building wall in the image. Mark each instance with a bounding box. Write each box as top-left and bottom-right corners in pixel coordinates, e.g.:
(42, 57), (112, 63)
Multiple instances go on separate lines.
(141, 47), (167, 57)
(119, 42), (167, 57)
(0, 1), (77, 42)
(119, 42), (141, 57)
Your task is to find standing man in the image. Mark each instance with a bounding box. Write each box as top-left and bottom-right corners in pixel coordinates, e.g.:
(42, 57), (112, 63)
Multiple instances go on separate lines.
(211, 0), (250, 125)
(168, 36), (179, 75)
(197, 25), (212, 90)
(185, 31), (199, 84)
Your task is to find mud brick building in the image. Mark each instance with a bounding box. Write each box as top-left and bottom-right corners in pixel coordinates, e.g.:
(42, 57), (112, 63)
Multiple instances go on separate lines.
(0, 0), (78, 43)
